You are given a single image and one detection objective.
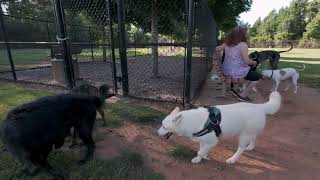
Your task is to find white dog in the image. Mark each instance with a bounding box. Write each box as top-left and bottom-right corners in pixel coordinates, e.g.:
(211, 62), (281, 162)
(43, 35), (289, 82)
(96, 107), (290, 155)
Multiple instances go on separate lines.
(158, 91), (281, 164)
(261, 65), (305, 93)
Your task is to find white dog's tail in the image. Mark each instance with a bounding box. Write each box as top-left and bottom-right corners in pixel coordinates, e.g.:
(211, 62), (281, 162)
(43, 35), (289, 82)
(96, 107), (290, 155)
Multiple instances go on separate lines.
(259, 91), (281, 115)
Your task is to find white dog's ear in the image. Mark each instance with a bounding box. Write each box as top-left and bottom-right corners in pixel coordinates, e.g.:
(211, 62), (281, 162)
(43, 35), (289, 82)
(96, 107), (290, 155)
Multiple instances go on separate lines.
(172, 114), (182, 125)
(170, 107), (180, 115)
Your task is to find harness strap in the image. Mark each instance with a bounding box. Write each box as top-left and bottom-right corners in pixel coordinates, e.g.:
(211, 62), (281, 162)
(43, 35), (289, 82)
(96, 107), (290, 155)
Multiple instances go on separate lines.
(193, 107), (222, 137)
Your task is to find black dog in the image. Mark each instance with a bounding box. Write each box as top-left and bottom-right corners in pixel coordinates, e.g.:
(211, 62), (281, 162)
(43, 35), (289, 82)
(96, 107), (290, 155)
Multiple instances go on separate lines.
(0, 94), (105, 179)
(249, 42), (293, 70)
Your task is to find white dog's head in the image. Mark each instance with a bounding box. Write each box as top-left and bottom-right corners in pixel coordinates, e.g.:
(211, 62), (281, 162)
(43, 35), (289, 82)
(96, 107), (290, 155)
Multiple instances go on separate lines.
(157, 107), (183, 139)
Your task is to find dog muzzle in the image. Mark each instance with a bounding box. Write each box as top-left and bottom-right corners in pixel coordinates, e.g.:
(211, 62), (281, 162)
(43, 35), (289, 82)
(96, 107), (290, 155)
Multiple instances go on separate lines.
(164, 132), (173, 139)
(157, 126), (173, 139)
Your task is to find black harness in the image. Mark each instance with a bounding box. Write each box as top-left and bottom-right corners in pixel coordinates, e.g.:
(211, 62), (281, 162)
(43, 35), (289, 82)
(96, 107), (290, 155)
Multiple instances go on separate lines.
(193, 107), (222, 137)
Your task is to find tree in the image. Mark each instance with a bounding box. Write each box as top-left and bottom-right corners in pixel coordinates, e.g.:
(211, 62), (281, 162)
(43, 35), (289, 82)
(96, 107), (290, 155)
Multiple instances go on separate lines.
(2, 0), (55, 41)
(259, 10), (278, 40)
(304, 13), (320, 39)
(305, 0), (320, 23)
(249, 17), (261, 37)
(249, 0), (311, 45)
(299, 13), (320, 48)
(208, 0), (253, 31)
(286, 0), (308, 39)
(5, 0), (54, 20)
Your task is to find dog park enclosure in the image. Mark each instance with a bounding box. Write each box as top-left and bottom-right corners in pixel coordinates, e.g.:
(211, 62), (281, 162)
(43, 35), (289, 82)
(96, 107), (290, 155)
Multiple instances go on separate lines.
(0, 0), (217, 105)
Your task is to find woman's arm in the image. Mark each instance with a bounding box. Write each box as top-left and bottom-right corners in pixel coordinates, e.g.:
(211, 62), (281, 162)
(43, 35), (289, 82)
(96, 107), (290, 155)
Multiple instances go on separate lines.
(239, 42), (257, 66)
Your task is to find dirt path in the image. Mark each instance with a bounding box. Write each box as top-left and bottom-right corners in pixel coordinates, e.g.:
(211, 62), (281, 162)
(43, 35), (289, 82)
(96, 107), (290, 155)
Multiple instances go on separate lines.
(95, 78), (320, 180)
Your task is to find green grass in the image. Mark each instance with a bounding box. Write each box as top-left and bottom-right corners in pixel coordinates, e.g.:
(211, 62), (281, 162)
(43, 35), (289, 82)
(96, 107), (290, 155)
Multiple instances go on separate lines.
(107, 101), (167, 125)
(0, 150), (163, 180)
(0, 82), (165, 180)
(0, 83), (53, 120)
(170, 144), (196, 162)
(249, 48), (320, 90)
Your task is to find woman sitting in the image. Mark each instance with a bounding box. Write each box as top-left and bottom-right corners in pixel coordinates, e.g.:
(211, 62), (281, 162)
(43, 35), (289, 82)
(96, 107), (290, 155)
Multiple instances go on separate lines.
(216, 26), (262, 101)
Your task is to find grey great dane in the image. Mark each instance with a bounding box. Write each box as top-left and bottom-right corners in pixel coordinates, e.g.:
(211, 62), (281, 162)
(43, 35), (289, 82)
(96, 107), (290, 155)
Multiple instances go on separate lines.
(249, 42), (293, 70)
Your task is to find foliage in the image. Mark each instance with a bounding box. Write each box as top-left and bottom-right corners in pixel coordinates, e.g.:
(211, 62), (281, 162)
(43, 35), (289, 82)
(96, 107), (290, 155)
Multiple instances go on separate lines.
(249, 0), (320, 48)
(209, 0), (253, 31)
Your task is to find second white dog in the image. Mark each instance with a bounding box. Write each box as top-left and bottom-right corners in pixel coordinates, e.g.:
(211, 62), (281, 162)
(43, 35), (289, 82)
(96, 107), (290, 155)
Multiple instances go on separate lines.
(158, 91), (281, 164)
(261, 66), (304, 93)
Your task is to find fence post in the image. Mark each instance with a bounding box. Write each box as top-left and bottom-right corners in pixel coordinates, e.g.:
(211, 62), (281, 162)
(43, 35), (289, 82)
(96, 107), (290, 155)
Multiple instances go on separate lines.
(53, 0), (75, 88)
(0, 6), (17, 81)
(89, 27), (94, 61)
(185, 0), (194, 106)
(117, 0), (129, 96)
(102, 27), (107, 62)
(46, 23), (54, 58)
(106, 0), (118, 94)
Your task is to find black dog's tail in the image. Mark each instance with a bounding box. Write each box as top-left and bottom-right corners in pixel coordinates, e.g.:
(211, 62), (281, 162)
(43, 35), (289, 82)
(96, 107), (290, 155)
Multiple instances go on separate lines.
(278, 42), (293, 53)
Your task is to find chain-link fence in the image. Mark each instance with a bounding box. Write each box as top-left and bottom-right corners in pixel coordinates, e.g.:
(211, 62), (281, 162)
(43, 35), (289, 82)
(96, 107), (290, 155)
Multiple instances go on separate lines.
(0, 0), (217, 105)
(190, 0), (217, 100)
(0, 0), (59, 85)
(123, 0), (187, 103)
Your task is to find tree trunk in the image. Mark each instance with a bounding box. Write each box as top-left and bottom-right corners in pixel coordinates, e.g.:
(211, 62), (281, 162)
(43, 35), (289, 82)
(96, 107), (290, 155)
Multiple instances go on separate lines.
(151, 1), (159, 78)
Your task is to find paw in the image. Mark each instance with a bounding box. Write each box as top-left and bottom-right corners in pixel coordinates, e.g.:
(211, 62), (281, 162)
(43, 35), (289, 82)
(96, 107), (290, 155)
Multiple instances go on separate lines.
(202, 155), (210, 160)
(226, 157), (238, 164)
(191, 156), (202, 164)
(245, 145), (255, 151)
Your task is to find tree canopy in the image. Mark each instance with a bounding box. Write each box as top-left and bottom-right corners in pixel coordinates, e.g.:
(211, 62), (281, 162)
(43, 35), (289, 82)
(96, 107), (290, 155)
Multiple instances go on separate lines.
(249, 0), (320, 47)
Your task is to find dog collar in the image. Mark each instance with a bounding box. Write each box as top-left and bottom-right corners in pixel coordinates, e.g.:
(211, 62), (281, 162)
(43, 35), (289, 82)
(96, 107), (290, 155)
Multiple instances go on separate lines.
(269, 70), (274, 79)
(193, 106), (222, 137)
